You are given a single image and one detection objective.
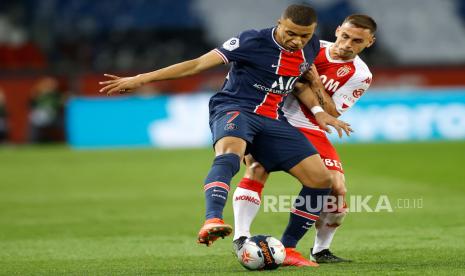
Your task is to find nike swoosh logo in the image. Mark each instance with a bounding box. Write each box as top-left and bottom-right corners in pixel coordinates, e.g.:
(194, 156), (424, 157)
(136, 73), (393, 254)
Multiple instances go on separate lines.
(271, 64), (281, 68)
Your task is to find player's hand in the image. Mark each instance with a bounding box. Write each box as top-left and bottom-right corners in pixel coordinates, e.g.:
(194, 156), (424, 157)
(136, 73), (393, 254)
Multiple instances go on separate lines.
(99, 74), (145, 95)
(315, 111), (353, 138)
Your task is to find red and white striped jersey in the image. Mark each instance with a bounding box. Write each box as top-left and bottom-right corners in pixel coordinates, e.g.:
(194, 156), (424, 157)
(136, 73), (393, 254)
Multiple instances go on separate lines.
(282, 40), (372, 132)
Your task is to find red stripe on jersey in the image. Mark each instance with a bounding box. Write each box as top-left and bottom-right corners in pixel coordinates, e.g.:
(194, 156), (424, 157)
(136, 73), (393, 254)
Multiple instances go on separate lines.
(204, 181), (230, 192)
(254, 93), (284, 119)
(291, 208), (319, 221)
(313, 47), (327, 67)
(277, 50), (305, 76)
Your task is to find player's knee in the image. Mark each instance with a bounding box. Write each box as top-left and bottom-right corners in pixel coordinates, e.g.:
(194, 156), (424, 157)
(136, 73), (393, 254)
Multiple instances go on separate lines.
(246, 162), (268, 183)
(330, 173), (346, 196)
(333, 186), (347, 197)
(214, 153), (241, 175)
(320, 171), (335, 188)
(303, 170), (333, 189)
(214, 137), (246, 159)
(331, 181), (346, 196)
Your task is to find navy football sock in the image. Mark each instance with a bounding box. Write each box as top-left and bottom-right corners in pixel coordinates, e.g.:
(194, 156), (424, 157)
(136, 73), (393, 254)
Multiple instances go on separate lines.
(204, 153), (241, 220)
(281, 186), (331, 248)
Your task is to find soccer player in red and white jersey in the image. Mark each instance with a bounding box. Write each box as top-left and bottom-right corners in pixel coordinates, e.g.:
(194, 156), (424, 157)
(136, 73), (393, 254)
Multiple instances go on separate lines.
(232, 14), (377, 266)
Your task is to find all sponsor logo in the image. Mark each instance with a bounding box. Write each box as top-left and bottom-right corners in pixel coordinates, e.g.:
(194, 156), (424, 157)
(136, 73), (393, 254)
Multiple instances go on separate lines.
(252, 76), (299, 95)
(253, 83), (292, 95)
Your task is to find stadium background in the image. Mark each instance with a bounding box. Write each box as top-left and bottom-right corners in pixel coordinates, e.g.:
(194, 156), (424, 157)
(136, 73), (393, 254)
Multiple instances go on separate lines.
(1, 0), (464, 274)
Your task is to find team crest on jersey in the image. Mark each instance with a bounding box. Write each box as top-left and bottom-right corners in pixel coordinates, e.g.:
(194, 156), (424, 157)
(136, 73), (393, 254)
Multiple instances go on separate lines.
(299, 62), (310, 74)
(336, 65), (352, 77)
(223, 37), (240, 51)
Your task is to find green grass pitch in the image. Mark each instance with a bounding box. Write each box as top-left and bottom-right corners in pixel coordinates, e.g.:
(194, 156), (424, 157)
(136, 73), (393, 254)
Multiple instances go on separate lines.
(1, 142), (465, 275)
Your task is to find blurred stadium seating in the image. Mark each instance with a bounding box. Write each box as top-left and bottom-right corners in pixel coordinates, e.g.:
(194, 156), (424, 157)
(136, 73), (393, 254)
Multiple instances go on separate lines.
(0, 0), (464, 145)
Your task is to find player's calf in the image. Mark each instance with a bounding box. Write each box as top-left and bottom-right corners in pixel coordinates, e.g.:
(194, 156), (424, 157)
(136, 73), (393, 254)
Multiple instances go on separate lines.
(204, 153), (241, 220)
(280, 155), (333, 249)
(312, 201), (348, 258)
(233, 178), (264, 240)
(200, 150), (241, 246)
(317, 208), (348, 229)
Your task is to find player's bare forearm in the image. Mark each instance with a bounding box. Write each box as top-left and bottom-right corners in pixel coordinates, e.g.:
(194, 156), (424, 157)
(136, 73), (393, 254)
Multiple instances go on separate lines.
(293, 81), (338, 117)
(99, 50), (224, 95)
(303, 65), (340, 117)
(311, 86), (339, 117)
(139, 51), (223, 83)
(293, 81), (353, 138)
(292, 81), (320, 110)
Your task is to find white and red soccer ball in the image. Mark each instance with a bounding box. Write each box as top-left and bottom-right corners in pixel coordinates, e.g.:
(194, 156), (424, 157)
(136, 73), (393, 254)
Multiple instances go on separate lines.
(236, 235), (286, 270)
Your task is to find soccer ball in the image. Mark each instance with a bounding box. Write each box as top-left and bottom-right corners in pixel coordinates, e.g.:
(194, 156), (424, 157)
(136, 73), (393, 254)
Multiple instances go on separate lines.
(236, 235), (286, 270)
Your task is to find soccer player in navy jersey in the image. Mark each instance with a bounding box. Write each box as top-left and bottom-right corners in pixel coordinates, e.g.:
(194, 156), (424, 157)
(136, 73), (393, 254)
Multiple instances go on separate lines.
(232, 14), (377, 266)
(100, 4), (352, 266)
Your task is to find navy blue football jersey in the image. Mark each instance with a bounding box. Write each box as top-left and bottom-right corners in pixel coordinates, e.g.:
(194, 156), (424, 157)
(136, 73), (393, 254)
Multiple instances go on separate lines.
(209, 27), (320, 120)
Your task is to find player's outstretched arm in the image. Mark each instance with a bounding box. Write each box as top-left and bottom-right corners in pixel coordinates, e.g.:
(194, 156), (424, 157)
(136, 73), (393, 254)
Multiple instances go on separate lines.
(303, 65), (339, 117)
(99, 50), (224, 95)
(294, 82), (353, 138)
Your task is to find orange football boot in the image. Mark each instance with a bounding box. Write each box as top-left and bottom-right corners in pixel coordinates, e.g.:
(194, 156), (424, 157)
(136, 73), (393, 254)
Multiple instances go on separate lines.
(282, 248), (319, 267)
(197, 218), (232, 246)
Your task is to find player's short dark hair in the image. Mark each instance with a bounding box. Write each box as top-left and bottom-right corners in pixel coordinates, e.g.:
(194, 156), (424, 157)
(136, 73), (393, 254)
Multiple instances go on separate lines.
(342, 14), (377, 34)
(282, 4), (317, 26)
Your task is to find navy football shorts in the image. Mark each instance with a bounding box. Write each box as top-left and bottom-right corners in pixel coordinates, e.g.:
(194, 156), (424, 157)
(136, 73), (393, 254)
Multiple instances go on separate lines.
(209, 110), (318, 172)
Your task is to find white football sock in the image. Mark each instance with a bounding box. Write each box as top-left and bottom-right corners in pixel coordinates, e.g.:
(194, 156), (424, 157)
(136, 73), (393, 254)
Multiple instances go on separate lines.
(312, 211), (347, 254)
(232, 186), (261, 240)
